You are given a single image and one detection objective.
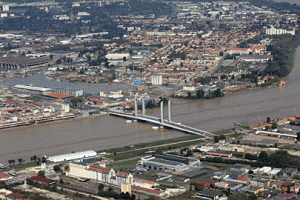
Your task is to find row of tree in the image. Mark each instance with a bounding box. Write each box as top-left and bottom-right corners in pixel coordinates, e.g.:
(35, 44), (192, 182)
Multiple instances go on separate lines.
(202, 150), (300, 169)
(98, 184), (136, 200)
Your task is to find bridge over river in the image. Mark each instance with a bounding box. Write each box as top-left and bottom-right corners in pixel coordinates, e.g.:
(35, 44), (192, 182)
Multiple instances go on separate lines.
(108, 95), (214, 138)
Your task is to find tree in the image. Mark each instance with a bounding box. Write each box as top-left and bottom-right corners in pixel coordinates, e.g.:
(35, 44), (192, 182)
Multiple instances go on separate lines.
(297, 132), (300, 141)
(219, 135), (226, 140)
(156, 148), (163, 154)
(123, 56), (127, 62)
(180, 149), (184, 155)
(42, 157), (47, 163)
(50, 54), (53, 60)
(37, 170), (45, 178)
(98, 183), (104, 192)
(186, 150), (193, 157)
(64, 166), (69, 171)
(56, 59), (62, 64)
(212, 89), (223, 98)
(265, 125), (270, 131)
(228, 192), (248, 200)
(196, 89), (205, 99)
(271, 122), (278, 129)
(124, 192), (130, 199)
(32, 155), (37, 162)
(267, 116), (271, 123)
(214, 136), (219, 143)
(258, 151), (269, 163)
(195, 182), (205, 191)
(130, 193), (136, 200)
(18, 158), (23, 164)
(248, 194), (258, 200)
(59, 179), (64, 184)
(187, 92), (192, 99)
(53, 165), (61, 173)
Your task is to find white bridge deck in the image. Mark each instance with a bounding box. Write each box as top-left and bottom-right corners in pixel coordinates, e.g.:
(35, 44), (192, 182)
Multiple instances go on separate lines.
(108, 111), (214, 138)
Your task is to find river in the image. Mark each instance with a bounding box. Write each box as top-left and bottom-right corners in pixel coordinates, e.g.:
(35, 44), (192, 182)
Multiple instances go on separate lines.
(0, 46), (300, 165)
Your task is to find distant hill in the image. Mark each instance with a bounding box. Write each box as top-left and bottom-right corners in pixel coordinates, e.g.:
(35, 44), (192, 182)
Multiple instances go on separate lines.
(272, 0), (300, 5)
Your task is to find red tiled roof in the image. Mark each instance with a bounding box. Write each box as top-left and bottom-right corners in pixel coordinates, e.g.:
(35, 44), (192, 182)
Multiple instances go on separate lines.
(0, 172), (11, 179)
(116, 172), (129, 178)
(3, 108), (19, 112)
(43, 92), (72, 99)
(5, 193), (24, 199)
(66, 168), (70, 172)
(30, 176), (56, 184)
(3, 100), (14, 104)
(277, 193), (294, 198)
(133, 178), (156, 185)
(131, 185), (161, 194)
(88, 164), (111, 174)
(228, 48), (248, 51)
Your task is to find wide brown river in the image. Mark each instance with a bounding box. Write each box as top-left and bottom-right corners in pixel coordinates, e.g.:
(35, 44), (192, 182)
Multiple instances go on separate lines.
(1, 46), (300, 165)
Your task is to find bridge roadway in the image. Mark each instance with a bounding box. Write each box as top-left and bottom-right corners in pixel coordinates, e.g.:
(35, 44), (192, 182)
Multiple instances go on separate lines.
(108, 111), (214, 138)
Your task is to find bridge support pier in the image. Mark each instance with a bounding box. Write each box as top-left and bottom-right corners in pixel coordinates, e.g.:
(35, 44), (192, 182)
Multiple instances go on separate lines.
(134, 94), (138, 118)
(160, 101), (164, 124)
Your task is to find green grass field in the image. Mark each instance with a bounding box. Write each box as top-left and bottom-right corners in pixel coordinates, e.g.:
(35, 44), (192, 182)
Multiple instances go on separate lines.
(202, 161), (230, 171)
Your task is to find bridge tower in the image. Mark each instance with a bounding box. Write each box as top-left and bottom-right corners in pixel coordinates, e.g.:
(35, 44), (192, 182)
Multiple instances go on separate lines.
(134, 94), (138, 118)
(168, 100), (171, 122)
(160, 101), (164, 124)
(142, 95), (145, 116)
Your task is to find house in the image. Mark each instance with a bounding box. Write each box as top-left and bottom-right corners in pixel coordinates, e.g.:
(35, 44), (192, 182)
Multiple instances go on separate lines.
(246, 186), (264, 194)
(131, 185), (163, 197)
(274, 193), (296, 200)
(116, 172), (133, 186)
(0, 172), (12, 181)
(68, 163), (116, 184)
(278, 168), (298, 178)
(228, 164), (251, 172)
(5, 192), (24, 200)
(214, 182), (229, 189)
(0, 189), (12, 199)
(133, 179), (158, 188)
(29, 176), (57, 186)
(277, 182), (296, 192)
(196, 188), (224, 200)
(196, 178), (218, 187)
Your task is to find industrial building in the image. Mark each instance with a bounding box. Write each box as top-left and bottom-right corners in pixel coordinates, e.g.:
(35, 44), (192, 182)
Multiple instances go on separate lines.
(151, 75), (163, 85)
(48, 150), (97, 162)
(0, 56), (49, 68)
(179, 168), (209, 180)
(53, 88), (83, 97)
(68, 162), (133, 186)
(14, 84), (52, 93)
(138, 154), (201, 172)
(196, 189), (224, 200)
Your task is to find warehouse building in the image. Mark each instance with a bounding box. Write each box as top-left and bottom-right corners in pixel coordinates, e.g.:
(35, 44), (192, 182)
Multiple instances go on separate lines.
(138, 154), (201, 172)
(179, 168), (211, 179)
(48, 150), (97, 162)
(14, 84), (52, 93)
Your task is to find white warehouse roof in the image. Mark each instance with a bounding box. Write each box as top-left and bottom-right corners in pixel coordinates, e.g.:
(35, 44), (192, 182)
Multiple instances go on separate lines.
(48, 150), (97, 162)
(14, 85), (52, 92)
